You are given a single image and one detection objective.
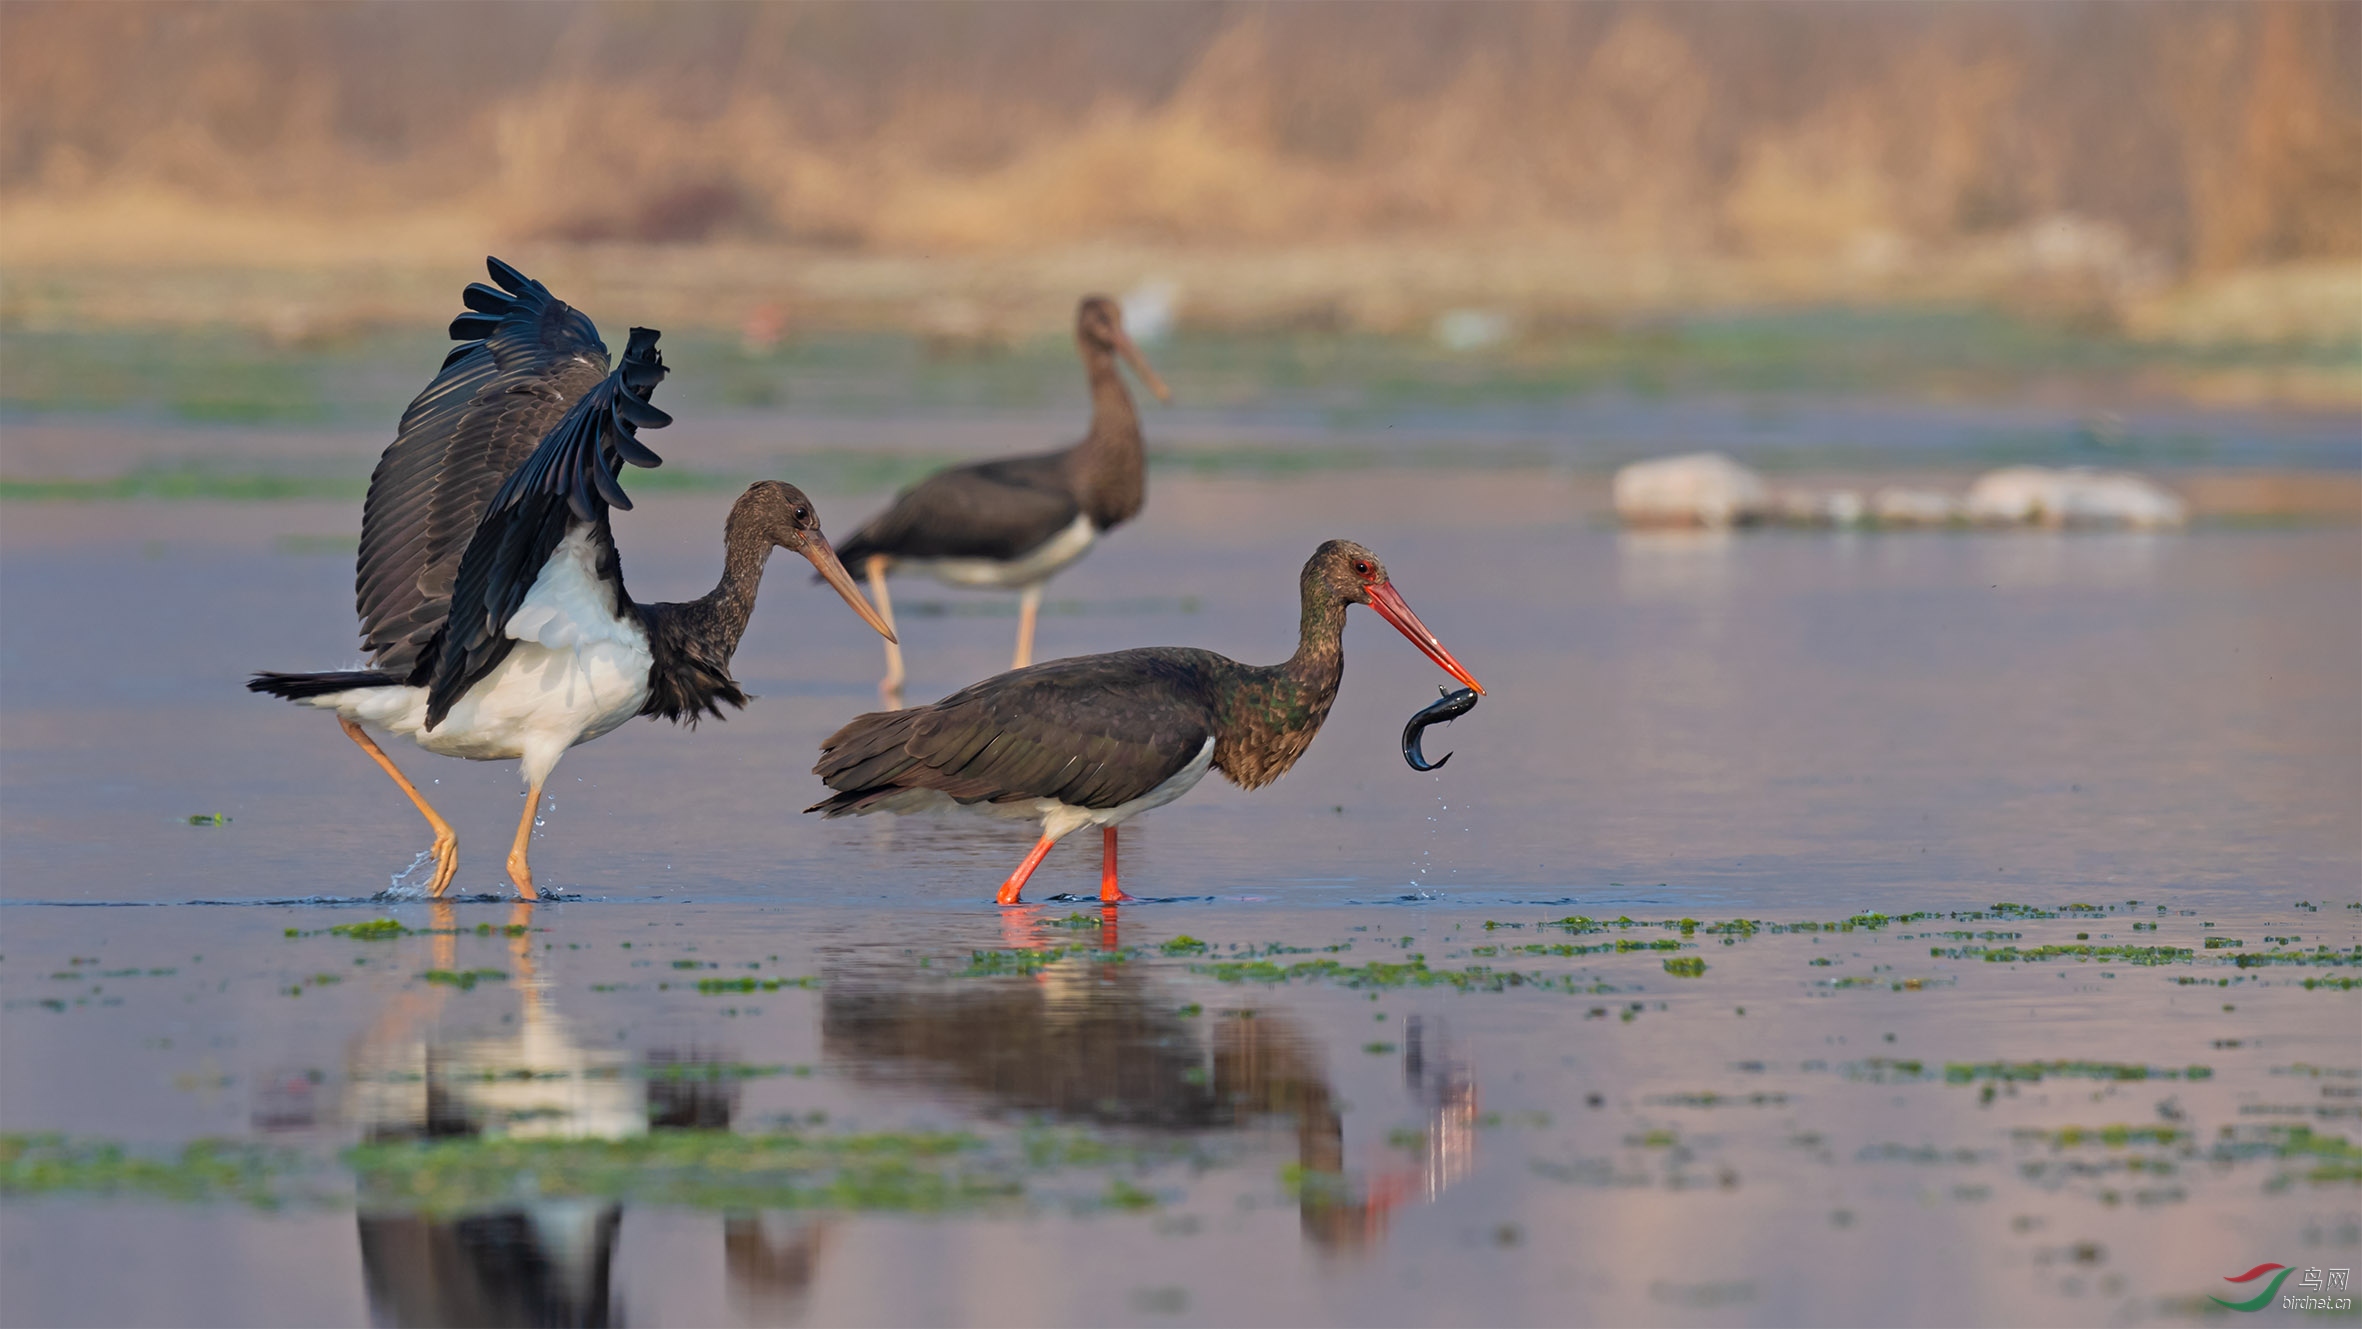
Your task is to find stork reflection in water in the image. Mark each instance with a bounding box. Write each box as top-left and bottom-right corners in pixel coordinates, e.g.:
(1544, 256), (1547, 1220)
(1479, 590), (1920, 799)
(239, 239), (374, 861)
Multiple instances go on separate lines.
(822, 910), (1478, 1251)
(333, 904), (828, 1327)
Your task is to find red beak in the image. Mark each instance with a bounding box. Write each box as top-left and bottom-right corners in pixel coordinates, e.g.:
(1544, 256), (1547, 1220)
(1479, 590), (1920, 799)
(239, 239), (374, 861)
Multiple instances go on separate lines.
(1365, 581), (1484, 695)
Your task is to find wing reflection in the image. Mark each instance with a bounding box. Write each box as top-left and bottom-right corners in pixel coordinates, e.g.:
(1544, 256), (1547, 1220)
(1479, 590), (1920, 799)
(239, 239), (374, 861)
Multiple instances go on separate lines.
(821, 909), (1478, 1253)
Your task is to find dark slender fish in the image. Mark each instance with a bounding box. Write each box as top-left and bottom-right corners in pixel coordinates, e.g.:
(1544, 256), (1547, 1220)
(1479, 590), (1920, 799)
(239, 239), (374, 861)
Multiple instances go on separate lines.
(1402, 687), (1480, 771)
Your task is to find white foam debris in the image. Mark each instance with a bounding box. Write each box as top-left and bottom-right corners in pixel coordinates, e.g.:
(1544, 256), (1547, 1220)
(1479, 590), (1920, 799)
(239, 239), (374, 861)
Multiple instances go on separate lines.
(1612, 453), (1769, 528)
(1434, 308), (1511, 352)
(1966, 466), (2189, 528)
(1871, 487), (1965, 526)
(1121, 280), (1180, 345)
(1771, 487), (1867, 526)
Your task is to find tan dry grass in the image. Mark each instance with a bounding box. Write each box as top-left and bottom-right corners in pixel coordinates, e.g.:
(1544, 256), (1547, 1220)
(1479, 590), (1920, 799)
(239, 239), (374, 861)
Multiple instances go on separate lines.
(3, 3), (2355, 342)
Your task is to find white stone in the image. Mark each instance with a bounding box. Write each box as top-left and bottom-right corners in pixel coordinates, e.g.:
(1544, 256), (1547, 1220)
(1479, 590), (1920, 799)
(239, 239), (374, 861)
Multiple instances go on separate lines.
(1966, 466), (2188, 528)
(1613, 453), (1770, 528)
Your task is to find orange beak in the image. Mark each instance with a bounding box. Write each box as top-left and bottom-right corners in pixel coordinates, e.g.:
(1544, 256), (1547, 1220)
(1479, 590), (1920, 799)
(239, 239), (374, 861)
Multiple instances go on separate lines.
(1365, 581), (1483, 695)
(801, 534), (898, 643)
(1112, 326), (1172, 404)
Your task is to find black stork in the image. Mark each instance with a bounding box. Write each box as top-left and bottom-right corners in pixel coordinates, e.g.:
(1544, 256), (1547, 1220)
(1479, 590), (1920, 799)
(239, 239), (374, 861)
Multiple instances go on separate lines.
(833, 295), (1170, 706)
(807, 540), (1482, 904)
(249, 258), (894, 900)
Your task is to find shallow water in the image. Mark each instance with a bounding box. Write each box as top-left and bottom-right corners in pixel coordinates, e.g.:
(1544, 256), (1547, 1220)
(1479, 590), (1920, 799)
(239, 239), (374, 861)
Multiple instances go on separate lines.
(2, 463), (2357, 1326)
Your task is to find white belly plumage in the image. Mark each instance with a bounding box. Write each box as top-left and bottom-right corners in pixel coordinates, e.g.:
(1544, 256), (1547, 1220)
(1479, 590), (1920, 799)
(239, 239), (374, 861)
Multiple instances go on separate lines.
(900, 513), (1097, 590)
(302, 526), (653, 787)
(858, 737), (1216, 844)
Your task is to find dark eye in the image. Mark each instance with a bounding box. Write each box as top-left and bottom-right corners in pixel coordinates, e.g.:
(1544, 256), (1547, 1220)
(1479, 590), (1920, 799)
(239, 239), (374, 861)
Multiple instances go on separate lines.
(793, 506), (811, 523)
(1353, 560), (1371, 577)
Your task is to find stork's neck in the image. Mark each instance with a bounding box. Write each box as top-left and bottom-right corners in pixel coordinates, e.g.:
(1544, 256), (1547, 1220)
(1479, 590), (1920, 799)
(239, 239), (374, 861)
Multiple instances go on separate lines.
(1068, 343), (1145, 529)
(677, 516), (773, 663)
(636, 513), (770, 724)
(1210, 586), (1349, 790)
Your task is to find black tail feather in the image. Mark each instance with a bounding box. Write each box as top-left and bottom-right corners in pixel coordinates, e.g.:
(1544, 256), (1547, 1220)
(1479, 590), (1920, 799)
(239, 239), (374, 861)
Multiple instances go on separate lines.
(248, 669), (402, 701)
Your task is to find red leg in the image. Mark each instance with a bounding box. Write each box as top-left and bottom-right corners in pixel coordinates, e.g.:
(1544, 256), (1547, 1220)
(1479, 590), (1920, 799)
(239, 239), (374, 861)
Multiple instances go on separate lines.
(996, 834), (1059, 906)
(1100, 826), (1136, 904)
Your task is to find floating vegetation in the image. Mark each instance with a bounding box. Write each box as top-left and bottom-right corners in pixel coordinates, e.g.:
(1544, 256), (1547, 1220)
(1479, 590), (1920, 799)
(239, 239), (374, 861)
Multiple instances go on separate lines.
(283, 919), (529, 942)
(1824, 975), (1951, 991)
(1186, 955), (1600, 993)
(1946, 1061), (2212, 1084)
(184, 814), (230, 827)
(1, 1135), (308, 1208)
(694, 975), (819, 995)
(962, 944), (1130, 977)
(1647, 1092), (1788, 1108)
(1473, 939), (1681, 958)
(1930, 943), (2194, 965)
(1663, 957), (1707, 978)
(1840, 1058), (2213, 1085)
(347, 1129), (1016, 1215)
(2017, 1125), (2188, 1148)
(418, 969), (506, 991)
(2230, 946), (2362, 969)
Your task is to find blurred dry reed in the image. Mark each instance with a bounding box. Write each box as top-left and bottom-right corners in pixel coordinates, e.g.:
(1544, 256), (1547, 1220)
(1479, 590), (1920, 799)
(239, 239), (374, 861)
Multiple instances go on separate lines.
(2, 1), (2355, 340)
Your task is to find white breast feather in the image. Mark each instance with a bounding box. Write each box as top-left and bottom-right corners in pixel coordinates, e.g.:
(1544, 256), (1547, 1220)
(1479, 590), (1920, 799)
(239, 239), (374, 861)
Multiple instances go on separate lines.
(507, 527), (634, 648)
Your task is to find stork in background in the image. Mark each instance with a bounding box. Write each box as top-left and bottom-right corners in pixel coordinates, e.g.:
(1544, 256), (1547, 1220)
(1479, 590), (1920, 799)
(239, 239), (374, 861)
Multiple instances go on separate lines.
(833, 296), (1170, 707)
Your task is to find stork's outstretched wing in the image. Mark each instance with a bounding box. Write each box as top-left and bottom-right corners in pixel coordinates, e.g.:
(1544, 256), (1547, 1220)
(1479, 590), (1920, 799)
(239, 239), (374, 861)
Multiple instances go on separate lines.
(355, 257), (612, 676)
(424, 327), (671, 728)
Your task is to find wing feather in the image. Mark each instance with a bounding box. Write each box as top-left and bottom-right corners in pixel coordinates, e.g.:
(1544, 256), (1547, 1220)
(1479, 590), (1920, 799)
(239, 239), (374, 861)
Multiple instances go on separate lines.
(810, 650), (1222, 814)
(834, 453), (1082, 567)
(422, 328), (672, 728)
(355, 257), (613, 676)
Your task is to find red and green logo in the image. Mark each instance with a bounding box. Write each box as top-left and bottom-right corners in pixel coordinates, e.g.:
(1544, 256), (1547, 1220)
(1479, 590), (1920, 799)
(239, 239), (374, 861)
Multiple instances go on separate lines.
(2211, 1264), (2293, 1312)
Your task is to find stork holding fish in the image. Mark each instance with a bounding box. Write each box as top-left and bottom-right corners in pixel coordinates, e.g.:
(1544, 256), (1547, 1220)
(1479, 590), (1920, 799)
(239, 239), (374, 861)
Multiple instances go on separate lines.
(808, 540), (1482, 904)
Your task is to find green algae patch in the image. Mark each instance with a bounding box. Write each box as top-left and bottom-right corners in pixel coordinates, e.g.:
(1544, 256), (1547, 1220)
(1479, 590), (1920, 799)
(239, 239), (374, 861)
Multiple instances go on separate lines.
(2020, 1125), (2188, 1148)
(1475, 939), (1680, 958)
(1944, 1060), (2212, 1084)
(962, 943), (1133, 977)
(1159, 936), (1210, 956)
(419, 969), (506, 991)
(694, 975), (819, 994)
(2230, 945), (2362, 969)
(287, 919), (529, 942)
(0, 1134), (308, 1208)
(345, 1129), (1016, 1215)
(1663, 957), (1707, 978)
(1932, 943), (2195, 965)
(1188, 954), (1570, 992)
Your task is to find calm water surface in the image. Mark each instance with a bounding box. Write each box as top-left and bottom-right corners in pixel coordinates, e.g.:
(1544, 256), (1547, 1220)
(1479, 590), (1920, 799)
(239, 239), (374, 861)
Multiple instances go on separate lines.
(1, 463), (2355, 1326)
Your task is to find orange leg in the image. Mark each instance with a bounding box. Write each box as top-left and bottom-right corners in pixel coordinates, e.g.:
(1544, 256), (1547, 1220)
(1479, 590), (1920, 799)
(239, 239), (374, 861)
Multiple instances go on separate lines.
(1101, 826), (1136, 905)
(339, 718), (458, 896)
(506, 781), (544, 901)
(995, 834), (1059, 906)
(1013, 584), (1043, 669)
(869, 556), (905, 710)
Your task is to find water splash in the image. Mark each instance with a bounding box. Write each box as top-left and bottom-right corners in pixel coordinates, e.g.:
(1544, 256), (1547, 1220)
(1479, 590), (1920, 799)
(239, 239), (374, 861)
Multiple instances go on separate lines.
(384, 848), (438, 896)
